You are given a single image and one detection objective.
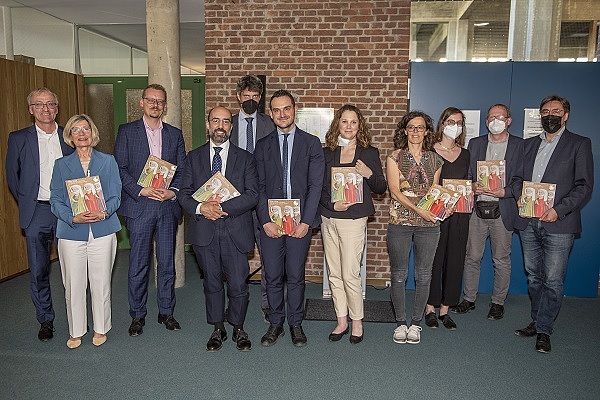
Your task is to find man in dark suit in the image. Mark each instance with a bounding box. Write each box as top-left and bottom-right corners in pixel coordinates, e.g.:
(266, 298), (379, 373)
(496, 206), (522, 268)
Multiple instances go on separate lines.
(114, 84), (186, 336)
(179, 106), (258, 352)
(514, 95), (594, 353)
(6, 87), (74, 341)
(230, 74), (276, 322)
(452, 104), (524, 321)
(254, 90), (325, 347)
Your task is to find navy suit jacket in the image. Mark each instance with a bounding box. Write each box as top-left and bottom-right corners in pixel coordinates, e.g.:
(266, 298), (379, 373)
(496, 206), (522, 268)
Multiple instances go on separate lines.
(515, 129), (594, 234)
(50, 149), (122, 240)
(230, 112), (275, 151)
(6, 124), (74, 229)
(467, 133), (524, 231)
(113, 118), (186, 220)
(254, 127), (325, 228)
(178, 142), (258, 253)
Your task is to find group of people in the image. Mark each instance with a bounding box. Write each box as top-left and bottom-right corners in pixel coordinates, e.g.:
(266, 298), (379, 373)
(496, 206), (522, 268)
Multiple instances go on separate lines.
(6, 78), (593, 354)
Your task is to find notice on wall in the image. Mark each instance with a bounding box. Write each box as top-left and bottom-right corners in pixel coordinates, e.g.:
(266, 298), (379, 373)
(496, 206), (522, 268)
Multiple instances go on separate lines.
(295, 108), (334, 143)
(524, 108), (543, 139)
(462, 109), (480, 148)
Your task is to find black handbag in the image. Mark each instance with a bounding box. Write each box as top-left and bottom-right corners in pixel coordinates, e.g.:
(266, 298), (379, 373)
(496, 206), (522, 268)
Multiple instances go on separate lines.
(475, 200), (500, 219)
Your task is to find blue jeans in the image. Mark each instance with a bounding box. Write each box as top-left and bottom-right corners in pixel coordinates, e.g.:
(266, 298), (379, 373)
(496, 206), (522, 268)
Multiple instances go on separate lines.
(519, 220), (574, 335)
(387, 224), (440, 325)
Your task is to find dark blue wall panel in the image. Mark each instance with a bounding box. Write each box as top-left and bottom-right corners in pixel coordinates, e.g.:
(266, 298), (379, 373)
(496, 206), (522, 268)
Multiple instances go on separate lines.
(409, 61), (599, 298)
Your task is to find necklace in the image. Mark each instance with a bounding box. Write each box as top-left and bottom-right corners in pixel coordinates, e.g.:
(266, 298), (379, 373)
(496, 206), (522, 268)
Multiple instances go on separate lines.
(438, 142), (456, 151)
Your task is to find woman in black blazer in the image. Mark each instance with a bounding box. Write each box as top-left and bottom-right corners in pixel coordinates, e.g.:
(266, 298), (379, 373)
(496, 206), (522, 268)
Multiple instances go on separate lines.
(320, 104), (387, 344)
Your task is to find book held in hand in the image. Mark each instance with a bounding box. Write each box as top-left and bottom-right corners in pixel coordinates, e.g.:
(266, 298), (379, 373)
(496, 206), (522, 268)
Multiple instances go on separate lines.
(443, 179), (474, 213)
(192, 172), (240, 203)
(331, 166), (363, 204)
(476, 160), (505, 190)
(137, 155), (177, 189)
(65, 176), (107, 216)
(519, 181), (556, 218)
(416, 184), (460, 221)
(268, 199), (301, 236)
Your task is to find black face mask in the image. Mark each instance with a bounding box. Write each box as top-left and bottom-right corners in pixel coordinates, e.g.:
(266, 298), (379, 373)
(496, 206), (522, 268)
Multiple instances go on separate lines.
(541, 115), (562, 134)
(241, 99), (259, 115)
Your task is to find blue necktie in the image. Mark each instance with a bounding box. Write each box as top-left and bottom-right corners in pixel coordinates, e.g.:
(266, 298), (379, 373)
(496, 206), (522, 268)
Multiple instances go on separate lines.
(211, 147), (222, 176)
(282, 134), (289, 198)
(245, 117), (254, 153)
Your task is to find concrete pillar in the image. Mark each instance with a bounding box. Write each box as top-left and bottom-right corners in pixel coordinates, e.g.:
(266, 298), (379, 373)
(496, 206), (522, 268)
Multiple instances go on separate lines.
(146, 0), (186, 288)
(446, 19), (469, 61)
(2, 7), (14, 60)
(508, 0), (563, 61)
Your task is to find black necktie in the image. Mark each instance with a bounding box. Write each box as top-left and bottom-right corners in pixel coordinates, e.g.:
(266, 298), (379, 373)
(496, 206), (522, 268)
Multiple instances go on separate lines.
(211, 147), (222, 176)
(282, 134), (289, 198)
(245, 117), (254, 153)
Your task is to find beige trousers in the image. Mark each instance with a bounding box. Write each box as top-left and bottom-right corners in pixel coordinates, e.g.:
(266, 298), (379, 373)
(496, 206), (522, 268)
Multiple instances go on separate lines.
(321, 216), (367, 320)
(58, 230), (117, 337)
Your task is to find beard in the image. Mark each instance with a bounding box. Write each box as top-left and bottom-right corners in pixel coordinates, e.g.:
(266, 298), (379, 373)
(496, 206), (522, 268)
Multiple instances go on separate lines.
(209, 128), (230, 144)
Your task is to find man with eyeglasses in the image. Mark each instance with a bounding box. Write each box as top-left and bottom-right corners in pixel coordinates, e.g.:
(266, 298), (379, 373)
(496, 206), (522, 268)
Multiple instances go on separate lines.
(452, 104), (524, 322)
(514, 95), (593, 353)
(230, 75), (276, 323)
(6, 87), (74, 341)
(114, 83), (186, 337)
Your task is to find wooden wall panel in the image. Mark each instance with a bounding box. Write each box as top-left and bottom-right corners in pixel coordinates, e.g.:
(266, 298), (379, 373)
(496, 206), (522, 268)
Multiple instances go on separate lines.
(0, 58), (85, 281)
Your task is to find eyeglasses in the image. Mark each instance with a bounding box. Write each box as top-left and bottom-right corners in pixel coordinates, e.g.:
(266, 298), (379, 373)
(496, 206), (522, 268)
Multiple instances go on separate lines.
(540, 108), (564, 116)
(486, 115), (508, 122)
(30, 102), (58, 110)
(406, 125), (426, 132)
(71, 127), (91, 134)
(210, 118), (231, 125)
(445, 119), (464, 127)
(143, 97), (166, 107)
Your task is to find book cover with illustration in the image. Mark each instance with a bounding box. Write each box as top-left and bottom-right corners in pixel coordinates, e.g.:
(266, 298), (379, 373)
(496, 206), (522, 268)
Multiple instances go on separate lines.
(192, 172), (240, 203)
(331, 167), (363, 204)
(443, 179), (474, 213)
(519, 181), (556, 218)
(416, 184), (460, 221)
(268, 199), (301, 236)
(476, 160), (505, 190)
(137, 155), (177, 189)
(65, 176), (107, 216)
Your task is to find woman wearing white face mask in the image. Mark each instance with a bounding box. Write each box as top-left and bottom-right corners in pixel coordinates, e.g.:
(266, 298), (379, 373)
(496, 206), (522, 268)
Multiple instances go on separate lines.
(425, 107), (471, 330)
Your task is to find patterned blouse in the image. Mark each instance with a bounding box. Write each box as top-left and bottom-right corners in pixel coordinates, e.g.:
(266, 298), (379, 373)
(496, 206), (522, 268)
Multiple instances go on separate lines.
(388, 148), (443, 226)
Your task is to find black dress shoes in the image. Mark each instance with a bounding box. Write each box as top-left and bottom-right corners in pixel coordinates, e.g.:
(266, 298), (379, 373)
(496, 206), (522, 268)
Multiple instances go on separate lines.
(233, 328), (252, 351)
(128, 318), (145, 337)
(425, 312), (439, 328)
(290, 325), (307, 347)
(349, 333), (363, 344)
(158, 314), (181, 331)
(451, 299), (475, 314)
(535, 333), (551, 353)
(438, 314), (457, 330)
(38, 321), (54, 342)
(261, 324), (284, 347)
(207, 329), (227, 352)
(328, 326), (349, 342)
(514, 321), (537, 337)
(487, 303), (505, 320)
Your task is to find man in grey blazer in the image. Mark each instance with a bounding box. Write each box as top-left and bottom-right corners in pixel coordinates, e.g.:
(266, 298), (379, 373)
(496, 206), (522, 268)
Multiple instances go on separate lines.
(230, 75), (276, 322)
(6, 88), (74, 341)
(514, 95), (594, 353)
(452, 104), (524, 321)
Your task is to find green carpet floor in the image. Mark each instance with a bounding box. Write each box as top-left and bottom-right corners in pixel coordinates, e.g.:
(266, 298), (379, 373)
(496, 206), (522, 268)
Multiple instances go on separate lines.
(1, 250), (599, 399)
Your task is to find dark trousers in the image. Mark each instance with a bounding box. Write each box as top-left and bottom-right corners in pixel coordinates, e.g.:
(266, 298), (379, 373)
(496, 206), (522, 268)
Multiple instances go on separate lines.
(24, 202), (57, 323)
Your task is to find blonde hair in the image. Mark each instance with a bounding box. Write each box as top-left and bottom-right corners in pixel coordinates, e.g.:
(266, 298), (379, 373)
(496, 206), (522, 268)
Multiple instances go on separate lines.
(63, 114), (100, 148)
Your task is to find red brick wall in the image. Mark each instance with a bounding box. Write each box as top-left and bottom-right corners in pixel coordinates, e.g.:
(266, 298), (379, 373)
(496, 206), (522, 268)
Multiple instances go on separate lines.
(204, 0), (411, 282)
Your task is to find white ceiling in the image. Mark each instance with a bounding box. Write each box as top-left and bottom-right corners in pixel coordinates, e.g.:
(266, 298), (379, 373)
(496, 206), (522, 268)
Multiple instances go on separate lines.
(0, 0), (205, 73)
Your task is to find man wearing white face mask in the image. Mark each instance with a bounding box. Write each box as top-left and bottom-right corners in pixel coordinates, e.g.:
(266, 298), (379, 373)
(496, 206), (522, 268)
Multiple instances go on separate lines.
(451, 104), (524, 321)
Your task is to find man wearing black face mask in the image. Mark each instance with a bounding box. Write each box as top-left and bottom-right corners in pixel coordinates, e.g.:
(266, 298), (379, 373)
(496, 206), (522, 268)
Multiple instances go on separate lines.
(514, 95), (594, 353)
(231, 75), (276, 322)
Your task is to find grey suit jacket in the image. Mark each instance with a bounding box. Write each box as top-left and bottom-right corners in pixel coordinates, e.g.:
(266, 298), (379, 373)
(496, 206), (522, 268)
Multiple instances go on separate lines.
(230, 112), (275, 152)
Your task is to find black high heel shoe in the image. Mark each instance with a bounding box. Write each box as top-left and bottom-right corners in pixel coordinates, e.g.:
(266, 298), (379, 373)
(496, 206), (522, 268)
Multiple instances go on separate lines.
(328, 326), (349, 342)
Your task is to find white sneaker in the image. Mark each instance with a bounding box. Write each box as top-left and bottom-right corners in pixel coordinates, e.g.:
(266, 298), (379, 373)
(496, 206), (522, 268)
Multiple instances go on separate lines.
(393, 325), (408, 344)
(406, 325), (422, 344)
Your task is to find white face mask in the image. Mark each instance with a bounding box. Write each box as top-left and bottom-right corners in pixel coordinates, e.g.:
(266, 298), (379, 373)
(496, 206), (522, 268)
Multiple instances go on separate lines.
(337, 136), (351, 147)
(488, 118), (506, 135)
(443, 124), (462, 140)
